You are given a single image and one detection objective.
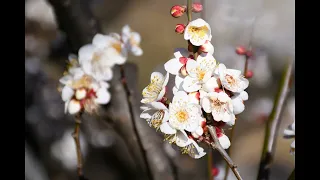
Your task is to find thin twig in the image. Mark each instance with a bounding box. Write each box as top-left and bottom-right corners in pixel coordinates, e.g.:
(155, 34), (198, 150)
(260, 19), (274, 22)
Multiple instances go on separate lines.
(256, 58), (294, 180)
(72, 114), (84, 178)
(222, 125), (235, 180)
(207, 125), (243, 180)
(287, 169), (295, 180)
(119, 65), (153, 180)
(208, 148), (213, 180)
(187, 0), (192, 22)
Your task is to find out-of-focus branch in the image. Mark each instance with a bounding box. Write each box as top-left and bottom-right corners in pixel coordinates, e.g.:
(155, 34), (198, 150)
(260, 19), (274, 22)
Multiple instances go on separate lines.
(207, 125), (243, 180)
(256, 58), (294, 180)
(287, 169), (295, 180)
(48, 0), (176, 179)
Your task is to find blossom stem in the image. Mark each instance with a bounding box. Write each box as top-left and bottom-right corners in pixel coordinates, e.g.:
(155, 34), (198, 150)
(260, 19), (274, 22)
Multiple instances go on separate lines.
(187, 0), (193, 22)
(287, 169), (295, 180)
(256, 58), (294, 180)
(207, 125), (243, 180)
(72, 113), (84, 179)
(244, 49), (250, 77)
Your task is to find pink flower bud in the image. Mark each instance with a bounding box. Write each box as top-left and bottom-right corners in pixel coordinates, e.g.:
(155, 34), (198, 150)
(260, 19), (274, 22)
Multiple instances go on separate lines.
(246, 50), (253, 58)
(192, 3), (203, 13)
(245, 70), (253, 78)
(175, 24), (185, 34)
(235, 46), (247, 55)
(179, 57), (188, 64)
(198, 40), (214, 54)
(170, 5), (186, 18)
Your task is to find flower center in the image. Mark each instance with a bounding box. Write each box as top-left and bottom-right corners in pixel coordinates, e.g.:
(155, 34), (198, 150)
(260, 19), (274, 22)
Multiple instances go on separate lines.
(197, 70), (206, 81)
(92, 52), (102, 63)
(71, 75), (93, 89)
(112, 42), (122, 54)
(150, 110), (164, 128)
(175, 110), (189, 123)
(211, 98), (226, 111)
(188, 25), (208, 38)
(225, 75), (236, 86)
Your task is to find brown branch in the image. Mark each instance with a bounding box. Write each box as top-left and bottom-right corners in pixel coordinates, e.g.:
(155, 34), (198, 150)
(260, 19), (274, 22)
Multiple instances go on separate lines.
(72, 114), (84, 179)
(256, 58), (294, 180)
(207, 125), (243, 180)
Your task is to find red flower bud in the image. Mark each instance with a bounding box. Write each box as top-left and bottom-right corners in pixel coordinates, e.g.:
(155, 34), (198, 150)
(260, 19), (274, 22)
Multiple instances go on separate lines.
(235, 46), (247, 55)
(175, 24), (185, 34)
(245, 70), (253, 78)
(212, 167), (220, 177)
(170, 5), (186, 18)
(192, 3), (203, 13)
(246, 50), (253, 58)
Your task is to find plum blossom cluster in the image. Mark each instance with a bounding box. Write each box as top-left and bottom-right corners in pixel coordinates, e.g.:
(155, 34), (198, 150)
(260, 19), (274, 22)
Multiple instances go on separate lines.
(283, 121), (295, 156)
(59, 25), (143, 115)
(140, 3), (249, 159)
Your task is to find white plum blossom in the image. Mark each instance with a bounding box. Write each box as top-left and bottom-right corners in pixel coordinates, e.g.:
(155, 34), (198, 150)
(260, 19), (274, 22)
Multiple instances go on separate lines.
(231, 91), (249, 115)
(160, 91), (202, 133)
(140, 102), (169, 129)
(284, 121), (295, 155)
(164, 48), (192, 75)
(201, 91), (235, 123)
(60, 67), (111, 115)
(182, 53), (217, 92)
(184, 18), (212, 46)
(78, 44), (114, 81)
(140, 13), (250, 159)
(141, 72), (169, 103)
(122, 25), (143, 56)
(218, 63), (249, 93)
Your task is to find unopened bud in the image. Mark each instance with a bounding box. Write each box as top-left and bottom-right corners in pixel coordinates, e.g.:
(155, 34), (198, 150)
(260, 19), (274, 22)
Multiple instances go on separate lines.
(75, 88), (87, 100)
(245, 70), (253, 78)
(180, 65), (188, 76)
(235, 46), (247, 55)
(246, 50), (253, 58)
(68, 99), (81, 114)
(170, 5), (186, 18)
(175, 24), (185, 34)
(192, 3), (203, 13)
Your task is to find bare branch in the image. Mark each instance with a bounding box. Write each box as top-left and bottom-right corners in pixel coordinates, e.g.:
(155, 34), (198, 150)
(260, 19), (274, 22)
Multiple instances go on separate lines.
(257, 58), (294, 180)
(207, 125), (243, 180)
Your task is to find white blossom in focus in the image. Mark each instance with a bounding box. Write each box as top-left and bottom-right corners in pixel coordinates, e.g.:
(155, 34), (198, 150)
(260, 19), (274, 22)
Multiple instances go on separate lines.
(199, 40), (214, 55)
(201, 91), (235, 123)
(140, 102), (169, 129)
(160, 91), (202, 133)
(122, 25), (143, 56)
(182, 53), (217, 92)
(184, 18), (212, 46)
(218, 63), (249, 93)
(164, 48), (192, 75)
(231, 91), (249, 115)
(141, 72), (169, 104)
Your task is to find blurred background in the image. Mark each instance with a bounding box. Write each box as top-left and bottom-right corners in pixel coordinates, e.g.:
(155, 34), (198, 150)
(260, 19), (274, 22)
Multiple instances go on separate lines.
(25, 0), (295, 179)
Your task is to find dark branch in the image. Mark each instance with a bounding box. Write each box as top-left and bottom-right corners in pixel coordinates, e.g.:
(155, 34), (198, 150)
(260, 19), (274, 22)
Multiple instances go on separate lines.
(256, 58), (294, 180)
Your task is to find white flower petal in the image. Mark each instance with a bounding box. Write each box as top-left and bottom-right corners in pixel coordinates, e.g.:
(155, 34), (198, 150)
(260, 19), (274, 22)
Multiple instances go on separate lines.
(131, 46), (143, 56)
(78, 44), (95, 64)
(231, 97), (245, 115)
(62, 86), (74, 102)
(94, 89), (111, 104)
(164, 58), (183, 75)
(173, 48), (190, 58)
(68, 100), (81, 114)
(176, 131), (192, 147)
(186, 60), (198, 77)
(175, 74), (184, 89)
(182, 76), (201, 92)
(201, 96), (212, 113)
(160, 122), (177, 134)
(219, 134), (231, 149)
(240, 91), (249, 101)
(150, 101), (168, 110)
